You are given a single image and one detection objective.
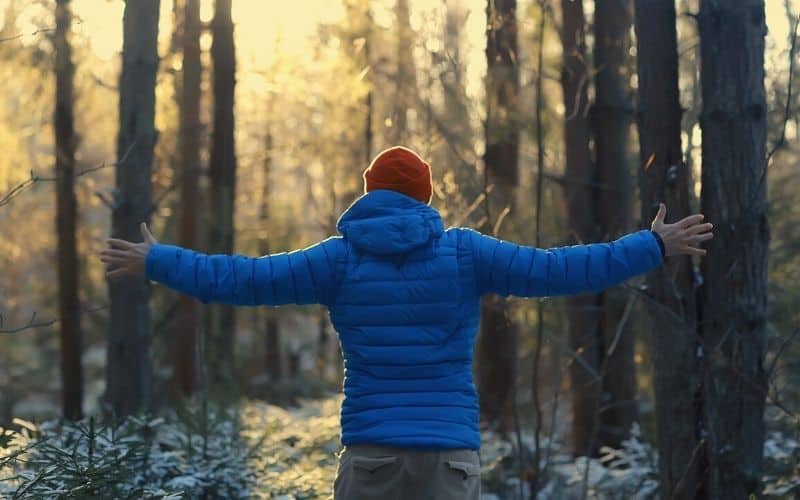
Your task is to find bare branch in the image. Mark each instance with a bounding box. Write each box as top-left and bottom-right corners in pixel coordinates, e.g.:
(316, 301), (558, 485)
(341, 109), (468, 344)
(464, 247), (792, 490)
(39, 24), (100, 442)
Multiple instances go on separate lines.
(0, 27), (55, 43)
(451, 188), (490, 227)
(0, 142), (136, 208)
(766, 326), (800, 379)
(0, 305), (108, 335)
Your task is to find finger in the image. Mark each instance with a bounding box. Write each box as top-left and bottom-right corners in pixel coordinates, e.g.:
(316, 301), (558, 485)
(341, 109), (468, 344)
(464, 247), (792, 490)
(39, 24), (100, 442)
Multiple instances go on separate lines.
(676, 214), (704, 229)
(688, 232), (714, 244)
(107, 238), (134, 250)
(140, 222), (156, 244)
(100, 255), (130, 266)
(678, 245), (707, 256)
(685, 222), (714, 235)
(653, 203), (666, 225)
(99, 249), (131, 259)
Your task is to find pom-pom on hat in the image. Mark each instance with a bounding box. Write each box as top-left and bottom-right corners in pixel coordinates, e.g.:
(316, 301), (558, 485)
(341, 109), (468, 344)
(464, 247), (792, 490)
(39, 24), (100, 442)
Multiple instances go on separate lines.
(363, 146), (432, 204)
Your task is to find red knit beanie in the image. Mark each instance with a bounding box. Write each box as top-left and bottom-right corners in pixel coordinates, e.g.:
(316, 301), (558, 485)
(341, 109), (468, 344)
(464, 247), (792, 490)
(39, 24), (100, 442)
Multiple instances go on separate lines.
(363, 146), (432, 204)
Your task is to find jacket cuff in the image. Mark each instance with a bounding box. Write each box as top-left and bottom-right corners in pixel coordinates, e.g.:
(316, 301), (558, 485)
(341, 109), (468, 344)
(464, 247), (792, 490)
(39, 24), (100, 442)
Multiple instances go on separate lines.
(145, 243), (179, 283)
(650, 230), (666, 258)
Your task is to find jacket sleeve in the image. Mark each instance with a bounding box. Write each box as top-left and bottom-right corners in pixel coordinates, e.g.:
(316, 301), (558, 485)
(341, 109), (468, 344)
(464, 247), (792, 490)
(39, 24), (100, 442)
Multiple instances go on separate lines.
(144, 236), (344, 307)
(457, 228), (663, 297)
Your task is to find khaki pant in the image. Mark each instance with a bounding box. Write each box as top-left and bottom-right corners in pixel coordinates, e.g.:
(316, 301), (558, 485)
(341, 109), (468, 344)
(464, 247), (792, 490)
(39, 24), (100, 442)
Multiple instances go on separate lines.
(333, 444), (481, 500)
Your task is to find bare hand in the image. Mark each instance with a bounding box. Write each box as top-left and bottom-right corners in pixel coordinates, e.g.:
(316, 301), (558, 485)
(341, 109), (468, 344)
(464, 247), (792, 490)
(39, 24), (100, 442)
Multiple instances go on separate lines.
(651, 203), (713, 257)
(99, 222), (158, 279)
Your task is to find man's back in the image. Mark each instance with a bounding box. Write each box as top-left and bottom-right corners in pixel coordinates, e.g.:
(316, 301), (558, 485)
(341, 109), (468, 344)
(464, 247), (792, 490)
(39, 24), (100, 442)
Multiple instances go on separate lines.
(333, 189), (480, 449)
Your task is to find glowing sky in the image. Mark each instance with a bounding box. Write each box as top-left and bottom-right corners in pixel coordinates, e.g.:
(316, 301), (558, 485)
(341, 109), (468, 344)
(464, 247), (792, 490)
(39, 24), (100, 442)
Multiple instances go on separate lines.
(26, 1), (793, 62)
(1, 0), (795, 108)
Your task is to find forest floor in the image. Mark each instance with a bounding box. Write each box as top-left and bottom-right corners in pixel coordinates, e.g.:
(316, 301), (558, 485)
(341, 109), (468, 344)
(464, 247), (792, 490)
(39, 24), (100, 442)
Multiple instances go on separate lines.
(1, 394), (798, 499)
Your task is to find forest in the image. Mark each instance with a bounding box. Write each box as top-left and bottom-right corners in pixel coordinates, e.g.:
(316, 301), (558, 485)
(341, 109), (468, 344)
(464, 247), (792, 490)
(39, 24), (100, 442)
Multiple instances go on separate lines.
(0, 0), (798, 498)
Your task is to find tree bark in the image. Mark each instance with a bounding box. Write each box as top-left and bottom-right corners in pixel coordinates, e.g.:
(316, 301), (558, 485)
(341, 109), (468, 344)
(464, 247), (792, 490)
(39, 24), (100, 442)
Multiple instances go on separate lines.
(106, 0), (160, 417)
(477, 0), (519, 432)
(592, 0), (637, 450)
(698, 1), (769, 497)
(634, 1), (701, 497)
(174, 0), (201, 397)
(207, 0), (238, 392)
(559, 0), (603, 457)
(54, 0), (82, 421)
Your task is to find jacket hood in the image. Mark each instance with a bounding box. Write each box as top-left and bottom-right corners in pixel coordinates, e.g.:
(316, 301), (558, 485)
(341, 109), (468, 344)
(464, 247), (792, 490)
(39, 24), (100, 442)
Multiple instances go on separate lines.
(337, 190), (444, 255)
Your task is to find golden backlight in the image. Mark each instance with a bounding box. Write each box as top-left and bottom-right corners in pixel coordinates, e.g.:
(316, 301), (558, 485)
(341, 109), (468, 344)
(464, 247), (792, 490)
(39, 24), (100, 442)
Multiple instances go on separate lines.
(2, 0), (793, 104)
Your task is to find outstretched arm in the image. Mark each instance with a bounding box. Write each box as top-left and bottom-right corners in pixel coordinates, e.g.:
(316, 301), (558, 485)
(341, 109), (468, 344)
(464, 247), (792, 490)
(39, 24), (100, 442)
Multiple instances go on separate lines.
(99, 223), (343, 306)
(460, 203), (713, 298)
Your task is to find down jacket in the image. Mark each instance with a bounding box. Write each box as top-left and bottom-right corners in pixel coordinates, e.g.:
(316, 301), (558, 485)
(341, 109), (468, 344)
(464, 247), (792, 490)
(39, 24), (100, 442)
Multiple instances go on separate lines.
(145, 189), (664, 450)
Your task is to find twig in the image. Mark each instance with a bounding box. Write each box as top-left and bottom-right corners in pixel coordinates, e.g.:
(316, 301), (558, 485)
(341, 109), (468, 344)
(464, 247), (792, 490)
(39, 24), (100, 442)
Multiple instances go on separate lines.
(0, 142), (136, 208)
(766, 326), (800, 379)
(0, 305), (108, 334)
(0, 27), (56, 43)
(671, 438), (707, 499)
(606, 291), (638, 357)
(492, 205), (512, 236)
(451, 188), (491, 227)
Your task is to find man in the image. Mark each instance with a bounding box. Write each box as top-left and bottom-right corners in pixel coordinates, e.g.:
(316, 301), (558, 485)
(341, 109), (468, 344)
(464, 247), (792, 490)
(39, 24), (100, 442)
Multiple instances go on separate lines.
(99, 146), (713, 499)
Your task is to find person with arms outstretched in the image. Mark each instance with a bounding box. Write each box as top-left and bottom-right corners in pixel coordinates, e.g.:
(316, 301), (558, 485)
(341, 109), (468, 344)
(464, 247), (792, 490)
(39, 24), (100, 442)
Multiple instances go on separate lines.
(99, 146), (713, 500)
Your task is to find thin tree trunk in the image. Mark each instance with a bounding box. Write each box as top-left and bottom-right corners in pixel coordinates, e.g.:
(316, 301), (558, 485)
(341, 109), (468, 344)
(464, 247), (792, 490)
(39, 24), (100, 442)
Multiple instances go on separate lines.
(55, 0), (82, 421)
(634, 1), (701, 497)
(592, 0), (637, 450)
(477, 0), (519, 433)
(207, 0), (237, 391)
(391, 0), (415, 144)
(340, 0), (372, 206)
(698, 1), (769, 497)
(174, 0), (201, 397)
(259, 124), (281, 382)
(364, 36), (372, 167)
(559, 0), (603, 457)
(441, 2), (478, 204)
(106, 0), (160, 417)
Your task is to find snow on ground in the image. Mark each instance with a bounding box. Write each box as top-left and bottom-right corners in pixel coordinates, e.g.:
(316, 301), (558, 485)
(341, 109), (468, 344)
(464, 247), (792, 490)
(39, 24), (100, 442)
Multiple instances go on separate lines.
(1, 395), (798, 498)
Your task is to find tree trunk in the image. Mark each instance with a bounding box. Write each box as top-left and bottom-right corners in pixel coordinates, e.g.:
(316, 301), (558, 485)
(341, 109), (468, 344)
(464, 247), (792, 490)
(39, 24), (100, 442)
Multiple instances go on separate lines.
(476, 0), (518, 432)
(54, 0), (82, 421)
(339, 0), (372, 206)
(559, 0), (603, 457)
(364, 36), (372, 167)
(391, 0), (415, 144)
(634, 1), (701, 497)
(441, 2), (478, 204)
(592, 0), (637, 450)
(174, 0), (201, 398)
(698, 1), (769, 497)
(106, 0), (160, 417)
(207, 0), (238, 392)
(259, 125), (281, 382)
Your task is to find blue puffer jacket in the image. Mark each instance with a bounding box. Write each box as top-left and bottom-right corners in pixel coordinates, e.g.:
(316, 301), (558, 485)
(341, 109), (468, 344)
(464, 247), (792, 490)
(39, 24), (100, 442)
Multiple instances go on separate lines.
(145, 189), (664, 450)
